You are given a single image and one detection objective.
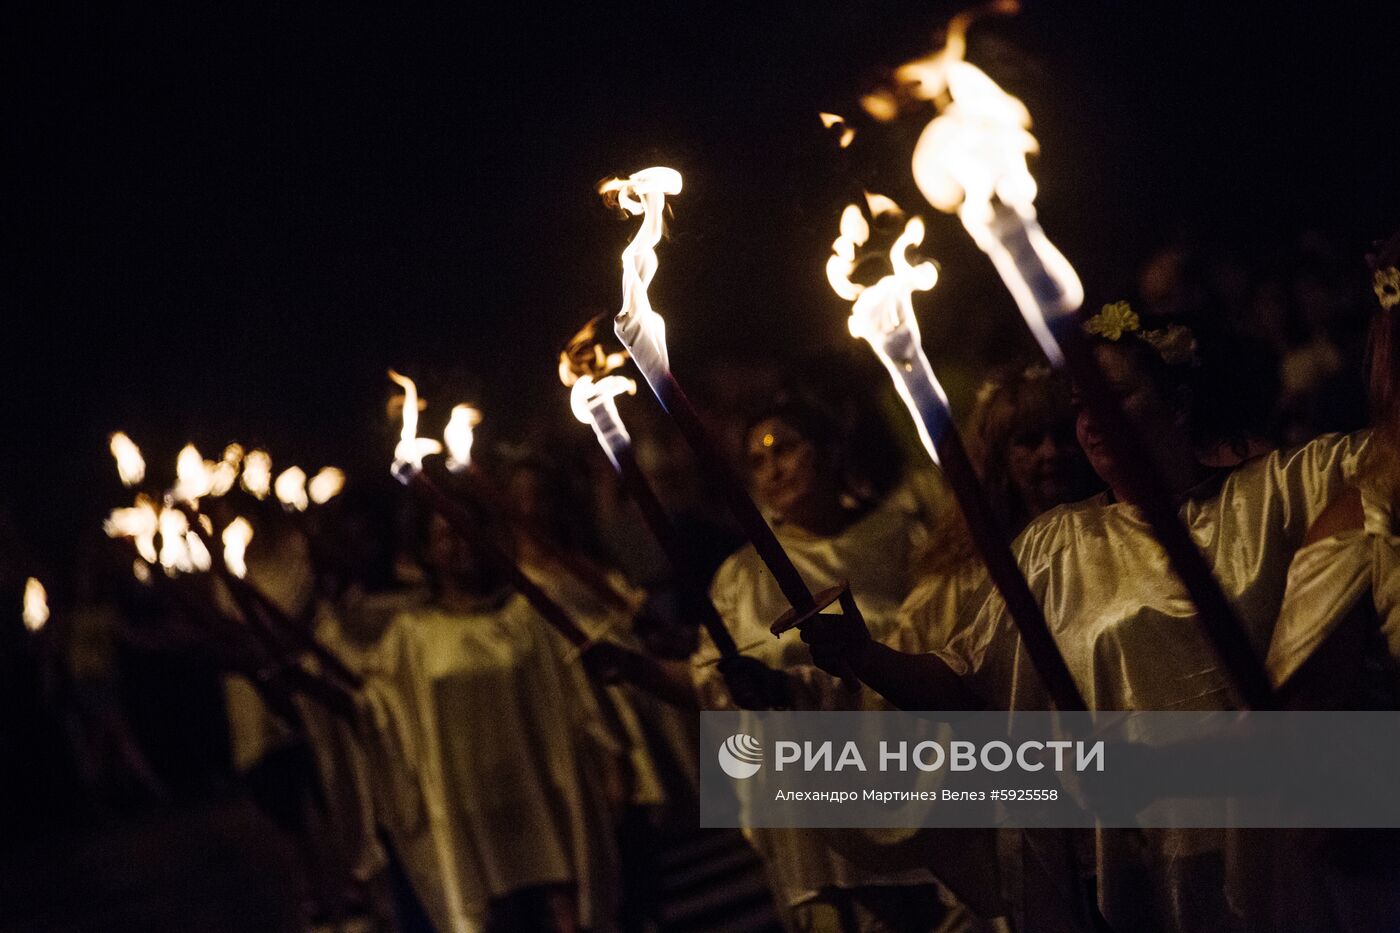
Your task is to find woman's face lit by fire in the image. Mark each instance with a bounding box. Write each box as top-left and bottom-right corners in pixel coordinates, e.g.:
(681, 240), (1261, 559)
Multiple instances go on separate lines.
(1073, 343), (1192, 492)
(745, 417), (837, 529)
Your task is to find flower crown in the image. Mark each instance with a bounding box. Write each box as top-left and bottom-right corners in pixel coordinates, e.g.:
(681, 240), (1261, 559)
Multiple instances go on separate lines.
(1374, 266), (1400, 310)
(1083, 301), (1201, 367)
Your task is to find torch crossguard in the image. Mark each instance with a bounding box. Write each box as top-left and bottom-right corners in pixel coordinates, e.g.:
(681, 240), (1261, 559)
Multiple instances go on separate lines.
(769, 581), (861, 693)
(768, 582), (850, 636)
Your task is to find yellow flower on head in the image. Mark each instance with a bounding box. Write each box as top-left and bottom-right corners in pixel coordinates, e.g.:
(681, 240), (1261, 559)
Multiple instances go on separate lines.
(1374, 266), (1400, 310)
(1084, 301), (1141, 341)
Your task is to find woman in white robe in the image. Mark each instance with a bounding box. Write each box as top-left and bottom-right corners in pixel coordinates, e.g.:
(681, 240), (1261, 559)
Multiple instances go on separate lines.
(1259, 244), (1400, 932)
(693, 398), (989, 933)
(801, 304), (1367, 932)
(328, 511), (622, 932)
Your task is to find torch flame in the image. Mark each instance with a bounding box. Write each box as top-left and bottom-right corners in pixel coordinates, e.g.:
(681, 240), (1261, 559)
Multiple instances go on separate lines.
(156, 507), (203, 575)
(22, 578), (48, 633)
(185, 529), (212, 573)
(569, 374), (637, 430)
(308, 467), (346, 505)
(443, 406), (483, 474)
(173, 443), (215, 504)
(559, 316), (638, 430)
(209, 459), (237, 497)
(893, 2), (1082, 361)
(241, 450), (272, 499)
(109, 432), (145, 487)
(597, 167), (682, 381)
(105, 494), (160, 564)
(829, 199), (945, 462)
(222, 517), (254, 579)
(388, 370), (442, 479)
(274, 466), (309, 512)
(559, 315), (629, 387)
(818, 111), (856, 148)
(827, 204), (871, 302)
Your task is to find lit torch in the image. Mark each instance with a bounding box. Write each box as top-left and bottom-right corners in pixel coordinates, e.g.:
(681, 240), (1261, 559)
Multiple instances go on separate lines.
(105, 494), (160, 565)
(597, 167), (854, 679)
(438, 391), (636, 615)
(241, 450), (273, 499)
(443, 406), (482, 475)
(274, 466), (309, 512)
(22, 578), (49, 633)
(307, 467), (346, 506)
(109, 432), (145, 487)
(827, 195), (1083, 710)
(886, 5), (1273, 708)
(560, 316), (739, 658)
(387, 371), (592, 648)
(222, 517), (253, 579)
(173, 443), (214, 505)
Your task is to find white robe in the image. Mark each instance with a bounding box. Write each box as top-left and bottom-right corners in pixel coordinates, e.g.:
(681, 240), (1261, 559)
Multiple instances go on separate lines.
(326, 589), (620, 933)
(903, 432), (1366, 933)
(694, 487), (945, 912)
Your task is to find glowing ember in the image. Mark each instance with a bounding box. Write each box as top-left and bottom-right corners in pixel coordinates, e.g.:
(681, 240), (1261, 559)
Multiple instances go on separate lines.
(888, 3), (1082, 363)
(241, 450), (273, 499)
(222, 517), (254, 579)
(388, 370), (442, 479)
(109, 432), (145, 487)
(818, 111), (855, 148)
(105, 495), (160, 564)
(443, 406), (483, 474)
(22, 578), (48, 633)
(308, 467), (346, 504)
(828, 197), (945, 462)
(597, 167), (682, 383)
(274, 466), (309, 512)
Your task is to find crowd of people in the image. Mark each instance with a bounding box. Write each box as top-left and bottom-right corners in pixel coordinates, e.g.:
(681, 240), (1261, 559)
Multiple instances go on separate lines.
(1, 225), (1396, 933)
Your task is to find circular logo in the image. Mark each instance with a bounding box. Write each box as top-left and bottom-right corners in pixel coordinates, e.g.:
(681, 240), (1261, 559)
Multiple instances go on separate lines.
(718, 733), (763, 779)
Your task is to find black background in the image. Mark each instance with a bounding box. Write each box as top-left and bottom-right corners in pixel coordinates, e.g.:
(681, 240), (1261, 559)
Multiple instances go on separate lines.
(6, 0), (1397, 575)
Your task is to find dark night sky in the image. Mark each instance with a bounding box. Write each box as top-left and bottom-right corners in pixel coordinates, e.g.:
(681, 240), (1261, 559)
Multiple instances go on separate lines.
(5, 1), (1398, 574)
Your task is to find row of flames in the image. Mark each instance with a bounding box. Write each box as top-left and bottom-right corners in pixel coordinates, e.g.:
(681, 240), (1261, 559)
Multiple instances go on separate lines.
(25, 7), (1076, 649)
(103, 434), (345, 583)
